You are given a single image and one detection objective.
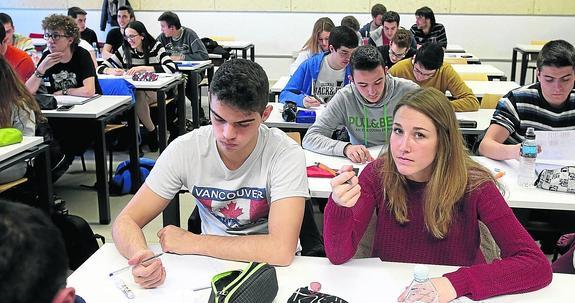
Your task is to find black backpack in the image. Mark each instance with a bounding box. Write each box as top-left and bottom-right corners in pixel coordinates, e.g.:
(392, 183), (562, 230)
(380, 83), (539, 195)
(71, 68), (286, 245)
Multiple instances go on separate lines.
(201, 37), (231, 60)
(52, 210), (104, 270)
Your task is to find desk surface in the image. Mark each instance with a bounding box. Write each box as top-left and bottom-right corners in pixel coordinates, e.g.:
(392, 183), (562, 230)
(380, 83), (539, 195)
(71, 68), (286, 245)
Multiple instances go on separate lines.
(515, 44), (544, 53)
(98, 73), (182, 89)
(216, 40), (254, 48)
(42, 95), (131, 119)
(265, 102), (493, 135)
(67, 243), (573, 303)
(445, 52), (480, 63)
(472, 156), (575, 211)
(464, 80), (520, 97)
(452, 64), (506, 77)
(175, 60), (212, 71)
(445, 44), (466, 53)
(0, 136), (43, 162)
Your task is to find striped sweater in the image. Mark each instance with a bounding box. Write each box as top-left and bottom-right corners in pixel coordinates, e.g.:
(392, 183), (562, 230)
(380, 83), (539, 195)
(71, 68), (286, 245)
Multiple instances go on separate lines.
(491, 82), (575, 144)
(410, 23), (447, 48)
(97, 41), (177, 74)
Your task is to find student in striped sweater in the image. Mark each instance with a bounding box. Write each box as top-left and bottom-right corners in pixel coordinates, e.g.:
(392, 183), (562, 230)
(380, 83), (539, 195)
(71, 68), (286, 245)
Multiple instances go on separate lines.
(410, 6), (447, 49)
(99, 21), (176, 151)
(324, 87), (552, 302)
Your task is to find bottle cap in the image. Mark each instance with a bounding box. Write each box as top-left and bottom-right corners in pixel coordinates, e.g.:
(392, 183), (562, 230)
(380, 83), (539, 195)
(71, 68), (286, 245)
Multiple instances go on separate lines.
(413, 264), (429, 281)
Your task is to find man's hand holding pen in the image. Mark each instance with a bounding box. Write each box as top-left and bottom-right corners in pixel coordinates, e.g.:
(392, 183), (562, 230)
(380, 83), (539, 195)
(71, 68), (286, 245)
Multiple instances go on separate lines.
(303, 95), (322, 108)
(344, 144), (374, 164)
(128, 249), (166, 288)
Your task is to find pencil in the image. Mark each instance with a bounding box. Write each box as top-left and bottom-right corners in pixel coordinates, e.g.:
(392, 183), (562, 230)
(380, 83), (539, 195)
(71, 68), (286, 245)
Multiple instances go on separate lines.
(315, 162), (337, 176)
(109, 253), (164, 277)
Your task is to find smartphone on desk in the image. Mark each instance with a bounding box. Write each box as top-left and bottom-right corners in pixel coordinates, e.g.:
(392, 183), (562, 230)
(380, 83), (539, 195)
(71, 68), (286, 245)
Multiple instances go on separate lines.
(56, 105), (74, 111)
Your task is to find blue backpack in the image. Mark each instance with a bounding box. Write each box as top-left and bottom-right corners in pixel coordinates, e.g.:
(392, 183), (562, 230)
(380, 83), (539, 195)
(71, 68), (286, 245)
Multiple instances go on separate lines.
(109, 158), (155, 195)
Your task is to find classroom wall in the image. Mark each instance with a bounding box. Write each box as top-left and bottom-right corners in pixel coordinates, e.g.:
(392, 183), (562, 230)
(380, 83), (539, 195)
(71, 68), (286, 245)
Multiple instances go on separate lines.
(2, 4), (575, 82)
(3, 0), (575, 15)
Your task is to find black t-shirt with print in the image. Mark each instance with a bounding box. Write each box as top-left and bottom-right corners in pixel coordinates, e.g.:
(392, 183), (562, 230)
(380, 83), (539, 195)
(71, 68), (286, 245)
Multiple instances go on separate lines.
(38, 46), (102, 94)
(105, 27), (124, 54)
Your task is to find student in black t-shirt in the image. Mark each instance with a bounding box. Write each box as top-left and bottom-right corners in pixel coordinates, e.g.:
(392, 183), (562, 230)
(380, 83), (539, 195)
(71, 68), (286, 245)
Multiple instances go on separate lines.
(67, 7), (98, 46)
(102, 5), (135, 59)
(25, 14), (101, 181)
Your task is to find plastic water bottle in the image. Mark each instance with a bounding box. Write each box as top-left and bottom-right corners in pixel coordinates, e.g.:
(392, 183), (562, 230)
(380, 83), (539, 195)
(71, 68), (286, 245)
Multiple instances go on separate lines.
(92, 42), (100, 58)
(518, 127), (537, 187)
(402, 265), (438, 303)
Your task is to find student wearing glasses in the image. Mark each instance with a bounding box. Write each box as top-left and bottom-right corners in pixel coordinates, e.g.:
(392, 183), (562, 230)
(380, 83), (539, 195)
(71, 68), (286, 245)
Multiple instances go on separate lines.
(303, 45), (418, 163)
(280, 26), (359, 108)
(377, 28), (415, 71)
(324, 87), (552, 302)
(389, 43), (479, 112)
(25, 14), (101, 181)
(98, 21), (176, 151)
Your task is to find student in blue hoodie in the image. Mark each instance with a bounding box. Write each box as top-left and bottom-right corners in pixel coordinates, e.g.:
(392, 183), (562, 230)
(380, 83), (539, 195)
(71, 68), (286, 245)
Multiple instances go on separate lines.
(303, 45), (419, 163)
(280, 26), (359, 108)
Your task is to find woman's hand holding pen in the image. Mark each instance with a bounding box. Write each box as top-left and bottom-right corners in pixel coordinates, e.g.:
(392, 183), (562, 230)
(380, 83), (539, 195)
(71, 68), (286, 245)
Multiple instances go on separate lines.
(330, 165), (361, 208)
(128, 249), (166, 288)
(303, 96), (322, 108)
(344, 144), (374, 164)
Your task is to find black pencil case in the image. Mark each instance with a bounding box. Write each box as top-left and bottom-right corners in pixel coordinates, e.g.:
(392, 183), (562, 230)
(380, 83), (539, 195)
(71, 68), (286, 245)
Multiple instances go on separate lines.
(208, 262), (278, 303)
(458, 119), (477, 128)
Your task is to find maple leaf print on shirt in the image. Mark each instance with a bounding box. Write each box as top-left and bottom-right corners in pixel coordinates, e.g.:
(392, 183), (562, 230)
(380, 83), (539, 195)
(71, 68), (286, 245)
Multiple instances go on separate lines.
(220, 201), (244, 219)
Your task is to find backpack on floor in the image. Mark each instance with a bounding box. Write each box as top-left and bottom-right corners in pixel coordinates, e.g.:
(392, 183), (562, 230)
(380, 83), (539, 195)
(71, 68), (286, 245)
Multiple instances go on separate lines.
(52, 211), (104, 270)
(109, 158), (156, 195)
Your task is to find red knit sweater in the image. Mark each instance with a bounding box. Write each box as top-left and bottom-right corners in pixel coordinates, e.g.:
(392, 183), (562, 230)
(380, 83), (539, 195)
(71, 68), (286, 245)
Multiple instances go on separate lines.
(324, 159), (552, 300)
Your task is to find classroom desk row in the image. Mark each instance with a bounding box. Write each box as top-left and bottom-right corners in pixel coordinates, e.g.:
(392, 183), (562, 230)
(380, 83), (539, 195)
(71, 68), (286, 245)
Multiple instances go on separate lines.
(68, 243), (574, 302)
(305, 148), (575, 211)
(270, 76), (517, 101)
(264, 102), (495, 136)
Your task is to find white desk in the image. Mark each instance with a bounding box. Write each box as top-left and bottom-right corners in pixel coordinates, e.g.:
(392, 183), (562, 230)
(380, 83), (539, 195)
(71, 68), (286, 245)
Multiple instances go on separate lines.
(472, 156), (575, 211)
(464, 81), (520, 98)
(0, 136), (53, 211)
(271, 75), (290, 94)
(42, 95), (130, 118)
(216, 40), (255, 61)
(43, 95), (139, 224)
(67, 243), (574, 302)
(446, 44), (466, 53)
(445, 52), (480, 63)
(452, 64), (507, 80)
(265, 102), (493, 135)
(511, 44), (543, 85)
(0, 136), (43, 162)
(98, 73), (182, 90)
(174, 60), (212, 71)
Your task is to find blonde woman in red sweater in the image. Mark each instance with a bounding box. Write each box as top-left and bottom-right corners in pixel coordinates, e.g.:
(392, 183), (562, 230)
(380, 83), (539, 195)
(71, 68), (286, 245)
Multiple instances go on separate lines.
(324, 87), (552, 302)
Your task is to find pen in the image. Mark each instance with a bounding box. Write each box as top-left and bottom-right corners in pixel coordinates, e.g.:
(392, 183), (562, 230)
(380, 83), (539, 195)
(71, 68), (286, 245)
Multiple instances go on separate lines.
(192, 285), (212, 292)
(315, 162), (355, 185)
(494, 168), (506, 179)
(109, 253), (164, 277)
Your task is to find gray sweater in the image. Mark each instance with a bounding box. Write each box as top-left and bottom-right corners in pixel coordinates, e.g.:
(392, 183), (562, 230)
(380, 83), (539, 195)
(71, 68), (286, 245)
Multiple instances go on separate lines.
(302, 74), (419, 156)
(156, 27), (209, 61)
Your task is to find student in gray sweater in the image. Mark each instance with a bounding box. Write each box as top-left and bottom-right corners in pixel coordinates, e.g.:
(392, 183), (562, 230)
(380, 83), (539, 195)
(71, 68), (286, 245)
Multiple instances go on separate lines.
(303, 45), (419, 163)
(157, 11), (209, 61)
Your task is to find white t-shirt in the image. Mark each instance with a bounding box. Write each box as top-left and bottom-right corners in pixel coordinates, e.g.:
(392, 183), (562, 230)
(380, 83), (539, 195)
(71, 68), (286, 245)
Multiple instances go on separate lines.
(146, 124), (310, 236)
(314, 56), (346, 103)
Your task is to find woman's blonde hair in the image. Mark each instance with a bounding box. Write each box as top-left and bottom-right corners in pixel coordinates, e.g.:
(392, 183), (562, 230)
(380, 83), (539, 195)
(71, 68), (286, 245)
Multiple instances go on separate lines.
(302, 17), (335, 53)
(379, 87), (496, 239)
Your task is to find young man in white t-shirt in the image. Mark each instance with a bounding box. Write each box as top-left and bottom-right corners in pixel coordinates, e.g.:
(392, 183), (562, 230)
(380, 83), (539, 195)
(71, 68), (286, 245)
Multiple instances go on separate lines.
(112, 59), (309, 288)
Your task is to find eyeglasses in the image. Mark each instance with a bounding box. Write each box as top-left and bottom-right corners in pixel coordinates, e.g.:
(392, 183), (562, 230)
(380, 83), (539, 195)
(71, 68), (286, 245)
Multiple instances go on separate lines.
(413, 64), (436, 78)
(44, 32), (69, 41)
(389, 48), (407, 59)
(124, 34), (140, 41)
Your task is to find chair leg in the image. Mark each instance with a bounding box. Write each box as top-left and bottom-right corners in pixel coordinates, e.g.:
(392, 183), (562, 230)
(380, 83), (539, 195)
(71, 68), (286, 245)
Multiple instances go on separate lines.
(81, 154), (87, 172)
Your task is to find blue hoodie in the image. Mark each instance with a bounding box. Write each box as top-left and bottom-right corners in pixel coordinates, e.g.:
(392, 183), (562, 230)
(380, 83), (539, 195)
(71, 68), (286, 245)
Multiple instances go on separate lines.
(279, 52), (352, 107)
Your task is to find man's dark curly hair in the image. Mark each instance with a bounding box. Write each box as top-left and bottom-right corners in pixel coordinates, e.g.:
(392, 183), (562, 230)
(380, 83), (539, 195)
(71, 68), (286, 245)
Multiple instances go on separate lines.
(209, 59), (269, 114)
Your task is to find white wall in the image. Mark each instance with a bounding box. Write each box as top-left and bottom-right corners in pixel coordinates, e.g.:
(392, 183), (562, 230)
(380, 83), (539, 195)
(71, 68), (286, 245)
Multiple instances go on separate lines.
(6, 9), (575, 82)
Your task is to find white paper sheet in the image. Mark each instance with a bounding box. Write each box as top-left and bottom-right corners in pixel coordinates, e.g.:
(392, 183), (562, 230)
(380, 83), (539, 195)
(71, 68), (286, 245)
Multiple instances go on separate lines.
(535, 130), (575, 162)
